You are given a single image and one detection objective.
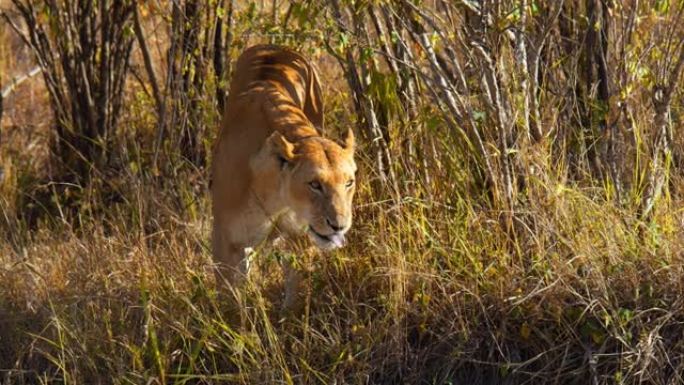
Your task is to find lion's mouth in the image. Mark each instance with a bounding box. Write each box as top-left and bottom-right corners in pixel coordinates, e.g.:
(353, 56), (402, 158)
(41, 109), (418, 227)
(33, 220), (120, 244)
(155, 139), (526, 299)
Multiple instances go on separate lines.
(309, 226), (346, 249)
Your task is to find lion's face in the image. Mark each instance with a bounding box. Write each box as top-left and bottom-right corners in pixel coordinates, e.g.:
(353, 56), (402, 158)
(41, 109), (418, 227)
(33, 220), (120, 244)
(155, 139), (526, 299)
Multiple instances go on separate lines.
(268, 130), (356, 250)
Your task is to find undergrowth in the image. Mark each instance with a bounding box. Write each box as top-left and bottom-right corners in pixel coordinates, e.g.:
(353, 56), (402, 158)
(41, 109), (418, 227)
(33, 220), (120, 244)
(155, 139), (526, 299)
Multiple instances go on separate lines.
(1, 155), (683, 384)
(2, 1), (684, 384)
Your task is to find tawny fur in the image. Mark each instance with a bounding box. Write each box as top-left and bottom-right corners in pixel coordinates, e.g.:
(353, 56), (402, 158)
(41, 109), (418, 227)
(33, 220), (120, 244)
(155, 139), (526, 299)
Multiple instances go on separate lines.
(211, 45), (357, 300)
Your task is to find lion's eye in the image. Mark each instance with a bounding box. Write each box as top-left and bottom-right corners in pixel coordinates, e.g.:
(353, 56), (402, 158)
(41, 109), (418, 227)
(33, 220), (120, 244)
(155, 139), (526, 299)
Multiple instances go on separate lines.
(309, 181), (322, 192)
(345, 179), (355, 188)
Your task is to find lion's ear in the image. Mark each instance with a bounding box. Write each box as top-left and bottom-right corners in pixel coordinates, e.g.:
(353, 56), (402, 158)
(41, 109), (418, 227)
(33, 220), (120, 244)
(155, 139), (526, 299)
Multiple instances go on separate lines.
(342, 129), (355, 151)
(267, 131), (295, 165)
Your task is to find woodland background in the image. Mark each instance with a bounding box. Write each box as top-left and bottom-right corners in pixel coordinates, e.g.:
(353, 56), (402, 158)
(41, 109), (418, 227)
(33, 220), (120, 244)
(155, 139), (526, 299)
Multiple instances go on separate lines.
(1, 0), (684, 384)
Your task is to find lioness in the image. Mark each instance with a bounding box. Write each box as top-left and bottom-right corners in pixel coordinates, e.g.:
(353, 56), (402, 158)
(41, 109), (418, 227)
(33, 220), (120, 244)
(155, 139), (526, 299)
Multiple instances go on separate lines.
(211, 45), (357, 294)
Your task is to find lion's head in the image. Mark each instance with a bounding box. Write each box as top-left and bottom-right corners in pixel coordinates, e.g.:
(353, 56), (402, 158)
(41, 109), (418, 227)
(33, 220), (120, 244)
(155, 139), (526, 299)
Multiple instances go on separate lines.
(262, 129), (357, 250)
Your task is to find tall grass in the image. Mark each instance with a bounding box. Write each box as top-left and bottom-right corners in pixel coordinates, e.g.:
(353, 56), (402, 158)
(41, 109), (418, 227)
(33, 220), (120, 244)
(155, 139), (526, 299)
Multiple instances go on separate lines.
(1, 1), (684, 384)
(2, 166), (683, 383)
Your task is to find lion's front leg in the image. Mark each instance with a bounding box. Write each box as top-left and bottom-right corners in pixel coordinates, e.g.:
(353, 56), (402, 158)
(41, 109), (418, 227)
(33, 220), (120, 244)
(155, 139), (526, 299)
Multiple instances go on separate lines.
(212, 217), (252, 289)
(213, 242), (249, 289)
(213, 202), (275, 289)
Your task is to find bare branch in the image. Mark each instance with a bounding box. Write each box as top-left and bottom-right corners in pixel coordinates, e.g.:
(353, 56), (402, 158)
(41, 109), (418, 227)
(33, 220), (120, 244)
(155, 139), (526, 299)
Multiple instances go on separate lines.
(133, 3), (163, 117)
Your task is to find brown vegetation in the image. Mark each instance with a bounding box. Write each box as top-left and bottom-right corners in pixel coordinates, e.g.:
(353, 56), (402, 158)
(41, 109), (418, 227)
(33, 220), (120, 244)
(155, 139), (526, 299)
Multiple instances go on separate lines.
(1, 1), (684, 384)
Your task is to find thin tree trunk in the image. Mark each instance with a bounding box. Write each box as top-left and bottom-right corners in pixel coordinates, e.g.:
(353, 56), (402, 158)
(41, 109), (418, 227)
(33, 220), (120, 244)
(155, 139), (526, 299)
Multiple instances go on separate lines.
(515, 0), (538, 142)
(213, 0), (226, 112)
(329, 0), (395, 193)
(133, 4), (163, 121)
(641, 45), (684, 219)
(7, 0), (134, 183)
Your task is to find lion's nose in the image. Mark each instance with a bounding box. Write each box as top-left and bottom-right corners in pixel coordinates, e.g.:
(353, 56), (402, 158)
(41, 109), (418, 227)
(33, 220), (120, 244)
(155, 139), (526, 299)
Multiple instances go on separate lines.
(326, 217), (345, 232)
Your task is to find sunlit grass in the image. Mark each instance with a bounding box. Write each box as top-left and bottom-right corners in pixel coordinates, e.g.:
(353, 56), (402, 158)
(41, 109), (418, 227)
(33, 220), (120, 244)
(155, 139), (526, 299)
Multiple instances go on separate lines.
(2, 2), (684, 384)
(1, 161), (683, 383)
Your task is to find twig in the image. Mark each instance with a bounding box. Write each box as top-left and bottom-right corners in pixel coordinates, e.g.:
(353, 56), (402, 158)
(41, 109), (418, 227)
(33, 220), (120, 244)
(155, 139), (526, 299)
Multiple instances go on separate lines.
(1, 66), (42, 99)
(133, 4), (163, 117)
(0, 66), (43, 134)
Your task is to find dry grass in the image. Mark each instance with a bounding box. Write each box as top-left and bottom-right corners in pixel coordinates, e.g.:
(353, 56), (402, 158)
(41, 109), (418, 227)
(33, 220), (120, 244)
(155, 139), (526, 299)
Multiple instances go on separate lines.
(0, 185), (682, 383)
(2, 2), (684, 385)
(2, 146), (684, 384)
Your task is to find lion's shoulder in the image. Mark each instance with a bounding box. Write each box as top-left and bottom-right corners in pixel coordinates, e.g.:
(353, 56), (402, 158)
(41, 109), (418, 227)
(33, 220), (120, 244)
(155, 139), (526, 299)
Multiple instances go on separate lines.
(229, 45), (324, 132)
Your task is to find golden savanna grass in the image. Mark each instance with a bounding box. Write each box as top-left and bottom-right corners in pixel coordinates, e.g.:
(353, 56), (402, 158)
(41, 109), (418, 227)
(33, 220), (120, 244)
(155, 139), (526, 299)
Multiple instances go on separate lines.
(2, 2), (684, 384)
